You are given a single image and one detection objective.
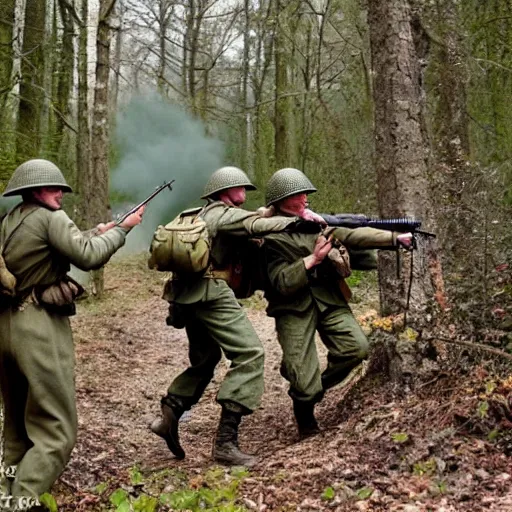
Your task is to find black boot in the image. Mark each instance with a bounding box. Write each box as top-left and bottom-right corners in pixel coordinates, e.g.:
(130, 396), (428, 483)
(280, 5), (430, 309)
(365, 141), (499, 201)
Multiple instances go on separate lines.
(150, 395), (187, 459)
(293, 400), (320, 439)
(213, 405), (257, 467)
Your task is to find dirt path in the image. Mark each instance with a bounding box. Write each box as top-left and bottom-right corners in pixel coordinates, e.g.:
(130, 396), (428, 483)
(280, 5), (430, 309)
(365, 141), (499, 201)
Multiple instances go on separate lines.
(55, 257), (512, 511)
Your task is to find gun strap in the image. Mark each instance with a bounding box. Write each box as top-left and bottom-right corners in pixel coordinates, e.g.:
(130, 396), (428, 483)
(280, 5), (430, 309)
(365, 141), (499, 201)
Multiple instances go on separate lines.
(403, 248), (415, 329)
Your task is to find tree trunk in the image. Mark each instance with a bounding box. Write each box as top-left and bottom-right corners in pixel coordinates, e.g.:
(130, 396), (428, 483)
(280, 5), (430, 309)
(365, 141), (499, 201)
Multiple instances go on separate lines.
(16, 0), (46, 163)
(240, 0), (252, 176)
(77, 0), (91, 229)
(274, 0), (296, 169)
(0, 0), (15, 116)
(156, 0), (167, 96)
(252, 0), (273, 186)
(185, 0), (198, 114)
(368, 0), (446, 322)
(89, 0), (117, 296)
(50, 0), (75, 166)
(111, 2), (124, 114)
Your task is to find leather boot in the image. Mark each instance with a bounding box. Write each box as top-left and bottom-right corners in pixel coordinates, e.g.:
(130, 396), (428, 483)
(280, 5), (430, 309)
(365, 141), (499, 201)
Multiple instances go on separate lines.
(150, 395), (187, 459)
(293, 400), (320, 439)
(212, 406), (257, 467)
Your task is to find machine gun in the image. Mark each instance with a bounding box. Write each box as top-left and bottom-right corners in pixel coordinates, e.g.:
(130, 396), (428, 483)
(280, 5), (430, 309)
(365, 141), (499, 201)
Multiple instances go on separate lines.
(115, 180), (175, 225)
(319, 213), (435, 248)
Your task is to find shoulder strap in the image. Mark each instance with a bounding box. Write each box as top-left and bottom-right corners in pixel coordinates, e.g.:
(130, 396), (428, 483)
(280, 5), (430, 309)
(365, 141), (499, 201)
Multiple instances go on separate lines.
(0, 205), (40, 255)
(195, 201), (218, 220)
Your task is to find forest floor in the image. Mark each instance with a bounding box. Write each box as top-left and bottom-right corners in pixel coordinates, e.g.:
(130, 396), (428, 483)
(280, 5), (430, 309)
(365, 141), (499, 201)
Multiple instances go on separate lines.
(51, 255), (512, 512)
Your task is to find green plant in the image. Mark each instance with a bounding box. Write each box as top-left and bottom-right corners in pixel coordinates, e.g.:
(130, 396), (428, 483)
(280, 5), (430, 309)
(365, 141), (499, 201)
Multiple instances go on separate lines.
(356, 487), (373, 500)
(39, 493), (58, 512)
(477, 400), (489, 419)
(130, 465), (144, 486)
(413, 458), (437, 477)
(391, 432), (409, 444)
(321, 487), (335, 500)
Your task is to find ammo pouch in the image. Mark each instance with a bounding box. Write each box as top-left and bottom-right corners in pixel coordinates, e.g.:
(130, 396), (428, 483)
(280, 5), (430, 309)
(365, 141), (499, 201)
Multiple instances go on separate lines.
(34, 276), (85, 316)
(323, 227), (352, 278)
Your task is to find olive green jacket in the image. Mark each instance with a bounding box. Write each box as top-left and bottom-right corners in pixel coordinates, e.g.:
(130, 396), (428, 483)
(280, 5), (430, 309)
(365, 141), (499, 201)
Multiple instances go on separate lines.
(174, 201), (297, 304)
(1, 203), (129, 294)
(261, 227), (398, 316)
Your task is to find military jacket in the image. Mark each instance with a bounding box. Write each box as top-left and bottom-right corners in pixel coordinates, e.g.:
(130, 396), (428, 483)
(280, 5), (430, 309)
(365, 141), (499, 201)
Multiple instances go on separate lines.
(174, 201), (297, 304)
(261, 226), (397, 316)
(1, 203), (128, 294)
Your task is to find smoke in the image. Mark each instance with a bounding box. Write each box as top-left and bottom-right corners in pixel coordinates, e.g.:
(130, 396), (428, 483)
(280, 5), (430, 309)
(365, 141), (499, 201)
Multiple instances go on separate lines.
(111, 95), (224, 254)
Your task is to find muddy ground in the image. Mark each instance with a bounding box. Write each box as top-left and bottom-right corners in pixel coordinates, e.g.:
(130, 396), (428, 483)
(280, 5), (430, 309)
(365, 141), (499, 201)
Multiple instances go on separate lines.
(51, 256), (512, 511)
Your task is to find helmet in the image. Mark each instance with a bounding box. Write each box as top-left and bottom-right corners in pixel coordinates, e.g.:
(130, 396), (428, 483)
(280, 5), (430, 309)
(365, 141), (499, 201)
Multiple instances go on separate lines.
(265, 168), (317, 206)
(201, 166), (256, 199)
(3, 159), (72, 197)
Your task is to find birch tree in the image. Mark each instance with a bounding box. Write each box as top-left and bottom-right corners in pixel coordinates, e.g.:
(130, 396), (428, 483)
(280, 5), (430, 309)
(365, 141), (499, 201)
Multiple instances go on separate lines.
(0, 0), (16, 116)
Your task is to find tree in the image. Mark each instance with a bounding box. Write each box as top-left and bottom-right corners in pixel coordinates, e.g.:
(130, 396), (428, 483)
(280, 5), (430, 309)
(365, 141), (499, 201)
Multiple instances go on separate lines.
(274, 0), (298, 168)
(368, 0), (446, 321)
(49, 0), (76, 167)
(88, 0), (117, 295)
(0, 0), (15, 116)
(16, 0), (47, 162)
(76, 0), (91, 229)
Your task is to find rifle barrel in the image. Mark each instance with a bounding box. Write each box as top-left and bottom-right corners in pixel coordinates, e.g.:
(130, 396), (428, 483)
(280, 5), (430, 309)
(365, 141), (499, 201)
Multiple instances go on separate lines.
(115, 180), (174, 225)
(320, 213), (425, 233)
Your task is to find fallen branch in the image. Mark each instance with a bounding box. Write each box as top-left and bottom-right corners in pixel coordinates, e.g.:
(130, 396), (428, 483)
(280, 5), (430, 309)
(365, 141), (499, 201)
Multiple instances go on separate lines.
(424, 336), (512, 362)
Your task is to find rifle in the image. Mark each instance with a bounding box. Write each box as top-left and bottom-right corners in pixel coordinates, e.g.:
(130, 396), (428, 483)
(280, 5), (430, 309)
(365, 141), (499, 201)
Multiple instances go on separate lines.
(115, 180), (175, 225)
(319, 213), (436, 248)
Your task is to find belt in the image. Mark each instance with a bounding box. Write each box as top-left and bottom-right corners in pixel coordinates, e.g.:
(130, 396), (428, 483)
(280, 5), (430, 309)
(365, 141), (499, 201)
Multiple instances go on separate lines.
(203, 268), (231, 281)
(0, 289), (34, 312)
(171, 268), (231, 282)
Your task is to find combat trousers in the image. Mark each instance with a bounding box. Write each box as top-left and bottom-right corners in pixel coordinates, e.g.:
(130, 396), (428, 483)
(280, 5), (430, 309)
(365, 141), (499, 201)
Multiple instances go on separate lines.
(168, 286), (264, 413)
(0, 303), (77, 498)
(275, 303), (369, 403)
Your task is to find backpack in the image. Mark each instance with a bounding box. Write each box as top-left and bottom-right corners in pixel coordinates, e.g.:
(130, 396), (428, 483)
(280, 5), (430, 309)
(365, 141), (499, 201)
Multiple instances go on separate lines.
(148, 207), (210, 274)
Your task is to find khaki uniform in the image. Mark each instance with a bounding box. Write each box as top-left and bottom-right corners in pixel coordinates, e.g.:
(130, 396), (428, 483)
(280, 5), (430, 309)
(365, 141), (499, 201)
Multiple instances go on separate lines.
(0, 203), (128, 499)
(260, 226), (397, 403)
(168, 201), (294, 413)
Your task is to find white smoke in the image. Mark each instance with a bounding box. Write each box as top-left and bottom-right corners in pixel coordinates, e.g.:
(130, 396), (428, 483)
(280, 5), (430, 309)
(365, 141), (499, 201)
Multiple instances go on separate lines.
(110, 94), (224, 254)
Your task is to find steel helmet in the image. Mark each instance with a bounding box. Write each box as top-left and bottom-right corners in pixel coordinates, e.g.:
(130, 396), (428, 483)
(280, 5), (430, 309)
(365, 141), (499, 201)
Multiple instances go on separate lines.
(265, 168), (317, 206)
(201, 166), (256, 199)
(3, 159), (72, 197)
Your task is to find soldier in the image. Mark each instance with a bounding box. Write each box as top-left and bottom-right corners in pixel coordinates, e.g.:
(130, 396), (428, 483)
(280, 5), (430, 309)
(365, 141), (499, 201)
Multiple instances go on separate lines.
(0, 159), (143, 505)
(150, 166), (318, 467)
(260, 168), (412, 438)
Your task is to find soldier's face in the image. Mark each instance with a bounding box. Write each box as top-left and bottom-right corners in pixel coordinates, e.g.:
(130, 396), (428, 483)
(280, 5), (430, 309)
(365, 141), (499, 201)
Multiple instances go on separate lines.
(32, 186), (64, 210)
(278, 193), (308, 216)
(220, 186), (246, 207)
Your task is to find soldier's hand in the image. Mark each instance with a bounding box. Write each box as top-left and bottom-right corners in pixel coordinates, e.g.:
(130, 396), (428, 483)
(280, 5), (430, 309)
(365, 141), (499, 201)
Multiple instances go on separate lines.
(313, 234), (333, 261)
(302, 208), (327, 225)
(397, 232), (413, 249)
(95, 221), (116, 234)
(120, 206), (145, 229)
(304, 234), (332, 269)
